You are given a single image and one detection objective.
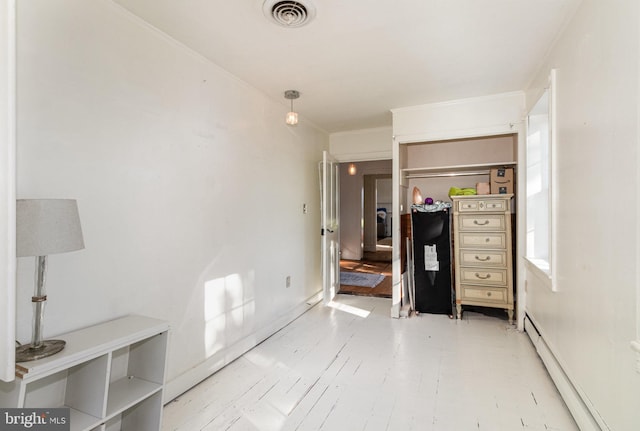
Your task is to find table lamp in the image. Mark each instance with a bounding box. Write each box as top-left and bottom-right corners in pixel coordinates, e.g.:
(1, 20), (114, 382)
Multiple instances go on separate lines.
(16, 199), (84, 362)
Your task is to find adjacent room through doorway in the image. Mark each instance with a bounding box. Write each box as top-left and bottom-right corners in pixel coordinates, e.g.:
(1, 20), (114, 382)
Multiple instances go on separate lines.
(338, 160), (392, 298)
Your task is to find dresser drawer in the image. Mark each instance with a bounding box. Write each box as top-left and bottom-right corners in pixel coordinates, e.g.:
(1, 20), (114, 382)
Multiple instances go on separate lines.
(459, 250), (507, 267)
(458, 232), (506, 249)
(460, 285), (507, 304)
(459, 268), (508, 286)
(459, 214), (506, 231)
(456, 198), (509, 213)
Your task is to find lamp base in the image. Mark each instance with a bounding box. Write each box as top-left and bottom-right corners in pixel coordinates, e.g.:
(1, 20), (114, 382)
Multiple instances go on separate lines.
(16, 340), (66, 362)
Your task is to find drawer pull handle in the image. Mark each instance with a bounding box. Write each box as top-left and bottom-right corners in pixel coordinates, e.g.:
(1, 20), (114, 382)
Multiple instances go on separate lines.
(474, 220), (490, 226)
(475, 255), (491, 262)
(475, 273), (491, 280)
(485, 238), (490, 243)
(487, 292), (492, 297)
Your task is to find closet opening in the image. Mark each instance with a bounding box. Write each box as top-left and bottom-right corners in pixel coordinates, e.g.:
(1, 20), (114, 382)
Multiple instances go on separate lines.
(395, 133), (520, 321)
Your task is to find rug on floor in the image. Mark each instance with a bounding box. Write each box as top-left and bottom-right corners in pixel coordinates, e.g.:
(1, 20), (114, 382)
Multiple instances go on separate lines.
(339, 271), (385, 288)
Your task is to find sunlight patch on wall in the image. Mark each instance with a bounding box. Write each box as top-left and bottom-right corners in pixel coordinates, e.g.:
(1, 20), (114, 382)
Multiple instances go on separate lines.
(203, 271), (258, 357)
(226, 273), (244, 308)
(204, 273), (246, 357)
(204, 277), (227, 321)
(204, 313), (226, 357)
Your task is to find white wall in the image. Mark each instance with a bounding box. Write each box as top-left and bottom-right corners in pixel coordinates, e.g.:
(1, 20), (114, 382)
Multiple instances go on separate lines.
(376, 177), (392, 209)
(330, 127), (392, 162)
(524, 1), (640, 429)
(392, 92), (524, 142)
(15, 0), (328, 401)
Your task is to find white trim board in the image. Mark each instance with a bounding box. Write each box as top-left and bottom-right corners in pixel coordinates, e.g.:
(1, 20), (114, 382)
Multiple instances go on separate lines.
(331, 151), (392, 163)
(0, 0), (16, 383)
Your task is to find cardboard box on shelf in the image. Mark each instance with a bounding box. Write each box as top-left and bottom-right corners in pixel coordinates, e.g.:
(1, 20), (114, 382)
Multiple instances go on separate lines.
(476, 182), (490, 195)
(490, 168), (514, 194)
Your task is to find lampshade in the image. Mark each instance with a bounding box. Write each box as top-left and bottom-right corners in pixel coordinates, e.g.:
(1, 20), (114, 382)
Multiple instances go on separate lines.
(17, 199), (85, 257)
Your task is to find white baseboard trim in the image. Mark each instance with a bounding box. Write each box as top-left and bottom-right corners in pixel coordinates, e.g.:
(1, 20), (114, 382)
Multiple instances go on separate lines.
(164, 291), (323, 403)
(524, 314), (608, 431)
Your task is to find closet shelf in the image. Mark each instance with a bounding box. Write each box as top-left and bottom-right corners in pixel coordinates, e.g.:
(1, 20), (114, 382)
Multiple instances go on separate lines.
(403, 161), (516, 179)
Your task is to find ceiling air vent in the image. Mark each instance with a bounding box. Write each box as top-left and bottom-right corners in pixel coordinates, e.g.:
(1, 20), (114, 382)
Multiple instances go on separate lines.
(263, 0), (316, 28)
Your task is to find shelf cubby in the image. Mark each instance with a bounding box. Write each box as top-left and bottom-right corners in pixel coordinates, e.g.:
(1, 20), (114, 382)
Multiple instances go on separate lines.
(0, 316), (169, 431)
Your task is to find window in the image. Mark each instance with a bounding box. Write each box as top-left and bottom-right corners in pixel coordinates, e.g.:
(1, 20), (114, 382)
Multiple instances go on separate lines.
(526, 70), (556, 289)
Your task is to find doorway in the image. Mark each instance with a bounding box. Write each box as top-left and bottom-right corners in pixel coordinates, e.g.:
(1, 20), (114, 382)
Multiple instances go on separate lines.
(338, 160), (392, 298)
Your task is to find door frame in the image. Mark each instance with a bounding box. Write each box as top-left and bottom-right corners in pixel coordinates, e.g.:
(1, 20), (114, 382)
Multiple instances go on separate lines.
(0, 0), (17, 381)
(320, 151), (340, 304)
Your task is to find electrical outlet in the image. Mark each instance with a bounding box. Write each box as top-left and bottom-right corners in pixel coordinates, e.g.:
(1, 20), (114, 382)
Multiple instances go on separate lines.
(302, 203), (308, 214)
(286, 276), (291, 288)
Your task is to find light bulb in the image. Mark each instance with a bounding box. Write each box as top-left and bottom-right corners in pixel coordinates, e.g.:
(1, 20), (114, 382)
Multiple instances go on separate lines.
(286, 111), (298, 126)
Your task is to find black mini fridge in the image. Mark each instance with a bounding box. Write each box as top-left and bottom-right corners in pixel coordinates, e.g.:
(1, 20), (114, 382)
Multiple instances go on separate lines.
(411, 209), (454, 315)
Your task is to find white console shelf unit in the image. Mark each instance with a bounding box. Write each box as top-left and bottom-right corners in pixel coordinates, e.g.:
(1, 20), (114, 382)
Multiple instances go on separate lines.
(0, 315), (169, 431)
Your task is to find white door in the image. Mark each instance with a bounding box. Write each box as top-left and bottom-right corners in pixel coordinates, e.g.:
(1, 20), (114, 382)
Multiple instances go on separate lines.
(320, 151), (340, 304)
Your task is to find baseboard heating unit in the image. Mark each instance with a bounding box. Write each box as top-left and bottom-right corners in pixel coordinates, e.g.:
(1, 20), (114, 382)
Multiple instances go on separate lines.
(524, 314), (608, 431)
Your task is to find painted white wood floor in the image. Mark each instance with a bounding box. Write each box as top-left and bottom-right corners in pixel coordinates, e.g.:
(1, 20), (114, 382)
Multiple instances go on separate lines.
(162, 295), (578, 431)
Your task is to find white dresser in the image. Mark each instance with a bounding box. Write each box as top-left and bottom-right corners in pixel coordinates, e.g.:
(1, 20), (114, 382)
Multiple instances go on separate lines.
(451, 194), (514, 323)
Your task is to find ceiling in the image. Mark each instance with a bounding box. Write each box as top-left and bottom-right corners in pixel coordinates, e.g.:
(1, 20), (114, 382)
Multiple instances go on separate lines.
(113, 0), (581, 133)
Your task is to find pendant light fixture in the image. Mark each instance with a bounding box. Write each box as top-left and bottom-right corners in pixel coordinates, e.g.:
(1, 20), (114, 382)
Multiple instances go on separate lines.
(284, 90), (300, 126)
(348, 163), (357, 175)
